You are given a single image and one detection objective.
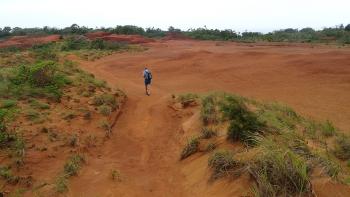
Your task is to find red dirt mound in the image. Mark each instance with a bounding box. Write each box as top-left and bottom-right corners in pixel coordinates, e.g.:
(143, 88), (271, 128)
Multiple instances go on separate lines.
(100, 34), (154, 44)
(85, 31), (155, 44)
(0, 35), (61, 48)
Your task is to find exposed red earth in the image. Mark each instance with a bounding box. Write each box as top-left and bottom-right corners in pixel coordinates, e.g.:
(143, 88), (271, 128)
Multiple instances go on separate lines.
(85, 31), (155, 44)
(0, 35), (61, 48)
(1, 35), (350, 196)
(65, 40), (350, 196)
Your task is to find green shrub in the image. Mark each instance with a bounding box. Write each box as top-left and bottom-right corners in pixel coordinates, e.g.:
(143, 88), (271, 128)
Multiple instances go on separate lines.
(100, 120), (112, 137)
(333, 135), (350, 160)
(89, 39), (106, 50)
(55, 175), (68, 193)
(320, 120), (336, 137)
(24, 109), (40, 121)
(220, 96), (266, 145)
(64, 154), (85, 176)
(29, 99), (50, 109)
(1, 99), (17, 108)
(61, 36), (89, 51)
(92, 94), (116, 108)
(0, 166), (19, 183)
(180, 137), (200, 160)
(201, 95), (218, 125)
(98, 105), (112, 116)
(249, 149), (311, 196)
(31, 43), (58, 61)
(28, 61), (56, 87)
(314, 153), (341, 178)
(303, 119), (318, 138)
(91, 79), (107, 88)
(257, 103), (300, 132)
(208, 150), (244, 179)
(281, 132), (312, 158)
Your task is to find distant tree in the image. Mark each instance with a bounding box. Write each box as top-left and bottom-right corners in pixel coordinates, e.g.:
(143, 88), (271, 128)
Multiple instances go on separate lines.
(300, 27), (315, 33)
(70, 24), (80, 34)
(345, 24), (350, 31)
(3, 26), (12, 33)
(145, 27), (166, 38)
(283, 28), (298, 33)
(111, 25), (145, 35)
(168, 26), (181, 33)
(0, 26), (12, 37)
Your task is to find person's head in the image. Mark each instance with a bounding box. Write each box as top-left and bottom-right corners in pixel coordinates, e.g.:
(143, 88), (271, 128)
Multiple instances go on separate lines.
(144, 67), (147, 70)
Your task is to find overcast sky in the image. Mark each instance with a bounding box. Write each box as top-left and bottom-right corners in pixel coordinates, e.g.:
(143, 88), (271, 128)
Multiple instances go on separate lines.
(1, 0), (349, 32)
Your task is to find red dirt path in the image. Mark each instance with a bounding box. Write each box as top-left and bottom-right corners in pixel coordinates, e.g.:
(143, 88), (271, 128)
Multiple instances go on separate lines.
(66, 40), (350, 196)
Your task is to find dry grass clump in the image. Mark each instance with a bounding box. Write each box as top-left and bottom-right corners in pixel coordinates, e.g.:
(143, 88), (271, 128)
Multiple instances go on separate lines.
(200, 127), (217, 139)
(176, 93), (198, 107)
(201, 94), (219, 125)
(221, 95), (265, 146)
(249, 146), (311, 197)
(180, 137), (200, 160)
(208, 149), (244, 179)
(333, 134), (350, 160)
(63, 154), (85, 176)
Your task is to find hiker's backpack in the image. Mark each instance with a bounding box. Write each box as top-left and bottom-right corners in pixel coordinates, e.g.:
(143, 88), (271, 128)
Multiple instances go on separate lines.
(147, 71), (152, 80)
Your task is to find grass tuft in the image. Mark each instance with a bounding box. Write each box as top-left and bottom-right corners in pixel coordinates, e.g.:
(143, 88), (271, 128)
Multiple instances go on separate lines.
(180, 137), (200, 160)
(333, 134), (350, 160)
(208, 149), (244, 179)
(249, 148), (311, 196)
(320, 120), (336, 137)
(200, 127), (217, 139)
(177, 93), (198, 107)
(63, 154), (85, 176)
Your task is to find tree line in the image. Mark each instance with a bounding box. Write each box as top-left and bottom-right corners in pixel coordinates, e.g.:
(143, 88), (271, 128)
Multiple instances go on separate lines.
(1, 23), (350, 44)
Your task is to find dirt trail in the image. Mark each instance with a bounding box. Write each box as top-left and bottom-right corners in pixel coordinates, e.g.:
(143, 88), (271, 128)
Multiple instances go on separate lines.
(68, 40), (350, 196)
(69, 61), (187, 196)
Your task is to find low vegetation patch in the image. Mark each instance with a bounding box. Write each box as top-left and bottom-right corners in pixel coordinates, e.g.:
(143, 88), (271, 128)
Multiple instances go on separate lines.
(249, 146), (311, 196)
(200, 127), (217, 139)
(179, 92), (350, 194)
(208, 150), (244, 179)
(0, 36), (127, 194)
(176, 93), (198, 107)
(320, 120), (336, 137)
(111, 169), (122, 181)
(180, 137), (200, 160)
(333, 135), (350, 160)
(64, 154), (85, 176)
(55, 175), (68, 193)
(221, 95), (265, 146)
(201, 94), (219, 125)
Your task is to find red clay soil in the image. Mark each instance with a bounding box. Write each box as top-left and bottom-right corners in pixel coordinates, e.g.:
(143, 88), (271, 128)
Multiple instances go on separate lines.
(0, 35), (60, 48)
(65, 40), (350, 196)
(85, 31), (155, 44)
(85, 31), (112, 39)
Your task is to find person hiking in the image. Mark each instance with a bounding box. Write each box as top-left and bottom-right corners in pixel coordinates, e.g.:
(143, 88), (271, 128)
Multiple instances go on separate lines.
(143, 67), (152, 95)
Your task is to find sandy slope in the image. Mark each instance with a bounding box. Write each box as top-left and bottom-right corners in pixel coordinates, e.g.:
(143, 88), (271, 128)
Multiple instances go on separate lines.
(68, 40), (350, 196)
